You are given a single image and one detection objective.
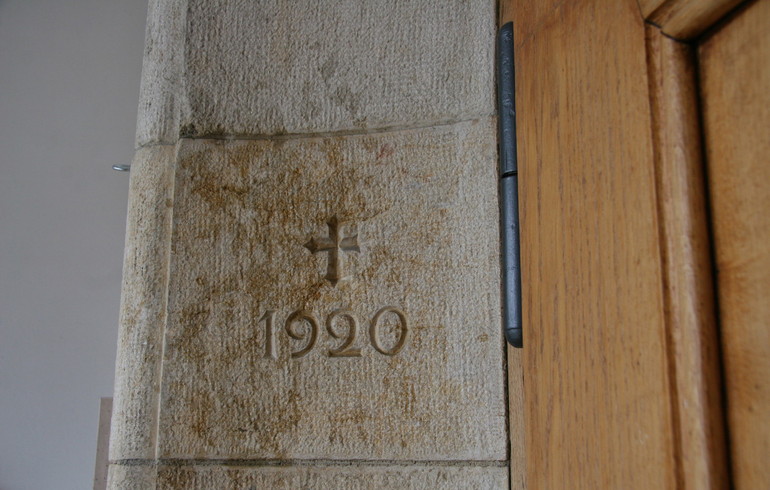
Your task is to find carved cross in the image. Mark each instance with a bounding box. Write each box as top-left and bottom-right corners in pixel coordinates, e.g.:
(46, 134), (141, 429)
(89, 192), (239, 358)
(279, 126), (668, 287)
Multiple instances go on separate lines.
(304, 217), (360, 286)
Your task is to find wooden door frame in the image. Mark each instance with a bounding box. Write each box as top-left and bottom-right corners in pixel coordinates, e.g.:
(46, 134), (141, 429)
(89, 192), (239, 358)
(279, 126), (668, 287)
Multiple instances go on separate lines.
(499, 1), (749, 487)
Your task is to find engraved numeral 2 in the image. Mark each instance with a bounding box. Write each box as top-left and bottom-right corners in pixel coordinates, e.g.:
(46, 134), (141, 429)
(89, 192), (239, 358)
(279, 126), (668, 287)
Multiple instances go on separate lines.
(326, 309), (361, 357)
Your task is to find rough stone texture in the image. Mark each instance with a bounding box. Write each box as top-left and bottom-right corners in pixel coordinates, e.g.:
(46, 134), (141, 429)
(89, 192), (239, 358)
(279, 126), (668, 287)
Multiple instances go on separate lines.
(110, 145), (176, 460)
(155, 463), (507, 489)
(135, 0), (187, 147)
(107, 462), (507, 489)
(136, 0), (495, 145)
(113, 0), (510, 486)
(107, 464), (157, 490)
(158, 118), (506, 461)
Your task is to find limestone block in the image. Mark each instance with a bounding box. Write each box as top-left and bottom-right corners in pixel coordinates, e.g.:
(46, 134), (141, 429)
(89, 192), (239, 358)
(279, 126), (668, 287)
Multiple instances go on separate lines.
(136, 0), (495, 145)
(106, 463), (508, 489)
(110, 145), (176, 460)
(106, 463), (157, 490)
(154, 463), (508, 489)
(157, 118), (506, 461)
(135, 0), (187, 146)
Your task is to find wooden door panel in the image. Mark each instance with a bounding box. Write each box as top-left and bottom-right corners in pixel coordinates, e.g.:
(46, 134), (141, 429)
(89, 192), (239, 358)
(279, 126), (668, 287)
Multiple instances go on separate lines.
(646, 28), (729, 489)
(700, 1), (770, 486)
(640, 0), (746, 39)
(507, 1), (677, 487)
(501, 0), (770, 487)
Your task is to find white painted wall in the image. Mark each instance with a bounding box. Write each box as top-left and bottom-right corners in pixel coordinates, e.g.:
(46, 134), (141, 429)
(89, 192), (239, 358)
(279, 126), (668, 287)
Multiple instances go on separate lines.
(0, 1), (147, 488)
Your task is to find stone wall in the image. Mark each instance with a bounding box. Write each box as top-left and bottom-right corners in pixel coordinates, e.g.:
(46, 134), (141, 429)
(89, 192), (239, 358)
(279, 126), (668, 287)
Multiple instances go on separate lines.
(109, 1), (508, 487)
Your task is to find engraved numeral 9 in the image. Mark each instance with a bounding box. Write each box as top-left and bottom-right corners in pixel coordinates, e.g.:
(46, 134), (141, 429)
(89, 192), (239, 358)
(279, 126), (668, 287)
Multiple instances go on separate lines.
(284, 310), (319, 358)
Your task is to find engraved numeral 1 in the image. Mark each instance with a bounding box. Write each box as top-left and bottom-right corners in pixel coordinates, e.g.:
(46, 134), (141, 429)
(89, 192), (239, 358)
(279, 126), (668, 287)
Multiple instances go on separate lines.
(259, 309), (277, 359)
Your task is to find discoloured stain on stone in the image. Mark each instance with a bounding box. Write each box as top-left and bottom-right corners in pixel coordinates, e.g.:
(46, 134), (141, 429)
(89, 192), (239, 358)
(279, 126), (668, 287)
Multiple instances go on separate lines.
(155, 119), (505, 461)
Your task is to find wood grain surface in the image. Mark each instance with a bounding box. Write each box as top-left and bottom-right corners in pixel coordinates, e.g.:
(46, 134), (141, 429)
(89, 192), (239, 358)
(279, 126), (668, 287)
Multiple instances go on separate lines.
(646, 26), (729, 489)
(507, 0), (677, 487)
(639, 0), (746, 39)
(700, 1), (770, 487)
(507, 348), (526, 490)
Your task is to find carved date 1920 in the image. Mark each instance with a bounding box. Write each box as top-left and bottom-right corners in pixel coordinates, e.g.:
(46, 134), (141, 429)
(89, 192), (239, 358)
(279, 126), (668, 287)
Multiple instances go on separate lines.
(258, 307), (407, 359)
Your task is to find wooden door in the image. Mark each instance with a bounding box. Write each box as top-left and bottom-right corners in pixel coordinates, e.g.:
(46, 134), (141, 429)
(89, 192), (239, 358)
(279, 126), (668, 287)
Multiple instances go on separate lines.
(506, 2), (683, 487)
(500, 0), (767, 487)
(700, 1), (770, 487)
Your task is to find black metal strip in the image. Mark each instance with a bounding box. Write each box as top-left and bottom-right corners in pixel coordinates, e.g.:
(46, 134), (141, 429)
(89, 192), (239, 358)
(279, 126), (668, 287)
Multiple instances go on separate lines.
(497, 22), (523, 348)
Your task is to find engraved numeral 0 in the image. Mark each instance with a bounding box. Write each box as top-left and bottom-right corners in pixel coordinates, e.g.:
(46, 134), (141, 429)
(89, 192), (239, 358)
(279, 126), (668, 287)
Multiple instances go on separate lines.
(369, 307), (408, 356)
(326, 309), (362, 357)
(284, 310), (319, 358)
